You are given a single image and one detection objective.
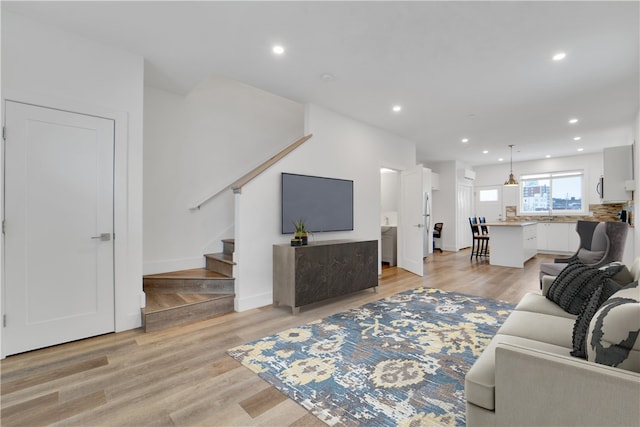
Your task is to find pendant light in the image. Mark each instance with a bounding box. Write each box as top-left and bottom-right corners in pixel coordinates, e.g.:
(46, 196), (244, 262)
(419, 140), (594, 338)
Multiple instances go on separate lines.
(504, 144), (519, 186)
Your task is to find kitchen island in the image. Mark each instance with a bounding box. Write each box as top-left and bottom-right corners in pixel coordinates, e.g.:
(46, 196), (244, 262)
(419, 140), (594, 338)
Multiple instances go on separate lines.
(485, 221), (537, 268)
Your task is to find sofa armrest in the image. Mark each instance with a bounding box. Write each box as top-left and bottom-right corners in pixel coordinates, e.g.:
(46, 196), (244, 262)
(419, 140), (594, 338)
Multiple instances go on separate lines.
(494, 343), (640, 427)
(540, 275), (556, 296)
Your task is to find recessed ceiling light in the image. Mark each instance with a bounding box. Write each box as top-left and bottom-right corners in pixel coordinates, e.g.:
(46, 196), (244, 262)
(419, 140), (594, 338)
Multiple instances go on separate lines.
(392, 105), (402, 113)
(380, 168), (396, 173)
(320, 73), (335, 82)
(482, 150), (489, 154)
(573, 136), (582, 141)
(272, 45), (285, 55)
(553, 52), (566, 61)
(545, 154), (551, 158)
(461, 138), (469, 143)
(498, 158), (504, 162)
(569, 118), (579, 124)
(577, 148), (584, 152)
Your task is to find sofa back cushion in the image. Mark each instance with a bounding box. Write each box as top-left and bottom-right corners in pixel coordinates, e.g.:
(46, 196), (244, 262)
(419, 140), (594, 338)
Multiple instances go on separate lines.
(587, 282), (640, 373)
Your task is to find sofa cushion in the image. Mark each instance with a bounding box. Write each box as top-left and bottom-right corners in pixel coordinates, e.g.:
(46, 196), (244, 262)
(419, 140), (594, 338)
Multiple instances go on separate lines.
(515, 293), (576, 319)
(577, 248), (605, 264)
(547, 261), (623, 315)
(497, 310), (575, 348)
(571, 285), (604, 358)
(587, 282), (640, 373)
(465, 334), (571, 411)
(540, 262), (568, 278)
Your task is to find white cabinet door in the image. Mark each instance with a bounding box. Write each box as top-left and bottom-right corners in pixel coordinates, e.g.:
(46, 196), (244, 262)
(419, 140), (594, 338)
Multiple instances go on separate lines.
(537, 222), (576, 253)
(537, 223), (549, 250)
(547, 223), (570, 252)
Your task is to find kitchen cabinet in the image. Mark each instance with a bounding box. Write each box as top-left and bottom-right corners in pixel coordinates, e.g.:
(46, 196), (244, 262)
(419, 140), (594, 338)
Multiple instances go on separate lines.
(486, 222), (537, 268)
(601, 145), (633, 203)
(537, 222), (577, 254)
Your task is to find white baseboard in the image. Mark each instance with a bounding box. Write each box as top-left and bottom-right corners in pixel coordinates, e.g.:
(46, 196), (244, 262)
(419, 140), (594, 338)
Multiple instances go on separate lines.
(116, 310), (142, 332)
(235, 291), (273, 312)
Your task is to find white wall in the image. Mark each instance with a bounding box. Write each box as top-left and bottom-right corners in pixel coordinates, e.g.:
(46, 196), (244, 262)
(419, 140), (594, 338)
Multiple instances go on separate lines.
(143, 77), (303, 274)
(1, 11), (145, 338)
(473, 152), (604, 209)
(234, 104), (416, 311)
(634, 110), (640, 258)
(381, 170), (400, 225)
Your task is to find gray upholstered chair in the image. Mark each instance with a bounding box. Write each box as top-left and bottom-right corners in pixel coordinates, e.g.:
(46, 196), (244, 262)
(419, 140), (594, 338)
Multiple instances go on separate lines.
(539, 220), (629, 281)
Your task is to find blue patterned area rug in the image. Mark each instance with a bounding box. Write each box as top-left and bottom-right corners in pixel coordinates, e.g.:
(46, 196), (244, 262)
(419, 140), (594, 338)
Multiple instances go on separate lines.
(227, 287), (513, 426)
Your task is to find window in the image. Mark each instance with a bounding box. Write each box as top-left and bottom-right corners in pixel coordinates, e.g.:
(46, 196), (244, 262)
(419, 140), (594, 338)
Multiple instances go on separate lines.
(520, 171), (584, 214)
(478, 189), (499, 202)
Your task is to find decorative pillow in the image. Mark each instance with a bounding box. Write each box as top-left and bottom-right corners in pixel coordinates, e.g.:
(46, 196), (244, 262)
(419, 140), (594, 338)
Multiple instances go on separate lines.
(577, 248), (605, 264)
(587, 282), (640, 373)
(547, 262), (623, 315)
(601, 262), (634, 285)
(571, 285), (604, 358)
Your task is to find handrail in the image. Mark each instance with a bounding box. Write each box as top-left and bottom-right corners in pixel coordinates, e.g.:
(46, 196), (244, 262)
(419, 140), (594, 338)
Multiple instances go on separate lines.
(189, 134), (313, 210)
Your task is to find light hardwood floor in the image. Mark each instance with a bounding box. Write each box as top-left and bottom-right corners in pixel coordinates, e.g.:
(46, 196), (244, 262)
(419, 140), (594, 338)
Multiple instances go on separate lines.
(1, 250), (555, 426)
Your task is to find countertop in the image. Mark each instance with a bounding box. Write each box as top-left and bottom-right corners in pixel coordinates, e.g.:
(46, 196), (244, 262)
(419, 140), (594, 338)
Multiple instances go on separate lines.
(484, 221), (538, 227)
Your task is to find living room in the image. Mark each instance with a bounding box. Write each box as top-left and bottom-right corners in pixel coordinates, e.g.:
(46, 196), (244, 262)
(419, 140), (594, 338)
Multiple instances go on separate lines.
(1, 2), (639, 425)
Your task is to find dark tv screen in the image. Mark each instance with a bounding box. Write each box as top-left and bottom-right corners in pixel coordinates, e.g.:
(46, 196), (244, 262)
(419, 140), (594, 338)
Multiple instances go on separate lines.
(281, 173), (354, 234)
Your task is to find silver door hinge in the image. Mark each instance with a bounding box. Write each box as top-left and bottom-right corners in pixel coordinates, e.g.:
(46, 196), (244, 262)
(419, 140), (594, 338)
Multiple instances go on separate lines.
(2, 126), (5, 141)
(2, 220), (5, 235)
(3, 315), (6, 327)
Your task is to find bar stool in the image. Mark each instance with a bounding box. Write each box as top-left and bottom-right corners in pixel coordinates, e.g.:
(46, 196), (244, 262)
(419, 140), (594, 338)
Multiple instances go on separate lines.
(469, 217), (490, 260)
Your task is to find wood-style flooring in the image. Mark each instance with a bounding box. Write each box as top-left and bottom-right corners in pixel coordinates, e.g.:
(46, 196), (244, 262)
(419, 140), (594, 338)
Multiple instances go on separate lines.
(0, 249), (555, 426)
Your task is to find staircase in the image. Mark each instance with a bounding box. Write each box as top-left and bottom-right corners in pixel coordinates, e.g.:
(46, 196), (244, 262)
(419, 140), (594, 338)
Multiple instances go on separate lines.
(142, 239), (236, 332)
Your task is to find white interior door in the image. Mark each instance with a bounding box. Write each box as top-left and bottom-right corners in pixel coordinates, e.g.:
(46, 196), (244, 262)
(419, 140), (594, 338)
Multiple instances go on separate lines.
(475, 185), (502, 222)
(398, 165), (424, 276)
(457, 183), (474, 250)
(4, 101), (115, 355)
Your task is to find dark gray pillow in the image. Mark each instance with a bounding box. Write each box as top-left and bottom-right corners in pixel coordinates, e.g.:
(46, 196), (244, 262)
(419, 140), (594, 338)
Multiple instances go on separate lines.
(547, 261), (624, 314)
(571, 285), (604, 358)
(577, 248), (605, 264)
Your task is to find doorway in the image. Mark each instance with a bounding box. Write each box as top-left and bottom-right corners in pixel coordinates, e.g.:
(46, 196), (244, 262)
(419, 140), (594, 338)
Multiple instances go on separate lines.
(380, 168), (399, 267)
(3, 101), (116, 355)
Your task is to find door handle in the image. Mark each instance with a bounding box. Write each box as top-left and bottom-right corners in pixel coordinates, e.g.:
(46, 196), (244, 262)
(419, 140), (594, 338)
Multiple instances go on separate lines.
(91, 233), (111, 241)
(414, 224), (424, 228)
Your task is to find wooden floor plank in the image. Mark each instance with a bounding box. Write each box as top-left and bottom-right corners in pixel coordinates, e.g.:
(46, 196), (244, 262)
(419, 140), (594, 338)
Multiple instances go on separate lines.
(1, 250), (554, 426)
(239, 386), (288, 418)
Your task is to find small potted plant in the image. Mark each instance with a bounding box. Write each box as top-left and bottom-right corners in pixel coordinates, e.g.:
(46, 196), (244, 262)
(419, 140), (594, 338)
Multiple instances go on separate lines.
(293, 219), (309, 245)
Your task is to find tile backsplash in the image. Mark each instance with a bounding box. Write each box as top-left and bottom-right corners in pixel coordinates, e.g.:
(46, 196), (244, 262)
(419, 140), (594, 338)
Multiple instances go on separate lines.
(504, 203), (632, 226)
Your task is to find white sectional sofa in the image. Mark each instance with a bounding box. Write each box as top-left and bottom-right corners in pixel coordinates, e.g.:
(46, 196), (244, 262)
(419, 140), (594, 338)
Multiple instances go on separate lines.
(465, 260), (640, 426)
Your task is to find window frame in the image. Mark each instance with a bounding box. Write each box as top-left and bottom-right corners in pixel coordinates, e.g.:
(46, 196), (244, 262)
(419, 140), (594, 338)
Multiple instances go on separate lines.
(518, 170), (586, 216)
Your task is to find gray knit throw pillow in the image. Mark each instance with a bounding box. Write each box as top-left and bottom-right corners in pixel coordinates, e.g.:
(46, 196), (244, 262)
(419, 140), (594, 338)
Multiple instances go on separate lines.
(547, 261), (624, 315)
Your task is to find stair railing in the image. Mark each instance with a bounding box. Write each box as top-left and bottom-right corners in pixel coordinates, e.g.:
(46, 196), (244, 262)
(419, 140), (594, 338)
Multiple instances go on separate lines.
(189, 134), (313, 210)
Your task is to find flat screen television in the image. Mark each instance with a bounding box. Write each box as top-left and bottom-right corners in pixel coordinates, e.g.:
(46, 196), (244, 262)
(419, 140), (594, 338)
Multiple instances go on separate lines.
(281, 173), (354, 234)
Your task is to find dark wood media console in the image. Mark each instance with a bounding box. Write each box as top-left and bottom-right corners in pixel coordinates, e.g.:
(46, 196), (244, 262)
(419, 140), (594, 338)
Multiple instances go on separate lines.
(272, 239), (378, 314)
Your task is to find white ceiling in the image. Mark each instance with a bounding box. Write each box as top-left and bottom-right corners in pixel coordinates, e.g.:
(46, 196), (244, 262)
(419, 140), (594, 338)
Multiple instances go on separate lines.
(3, 1), (639, 166)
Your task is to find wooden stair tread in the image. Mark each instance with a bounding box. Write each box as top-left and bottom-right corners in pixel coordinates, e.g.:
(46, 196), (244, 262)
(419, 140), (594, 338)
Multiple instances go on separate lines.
(143, 293), (233, 314)
(143, 268), (228, 280)
(204, 252), (234, 265)
(221, 238), (234, 244)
